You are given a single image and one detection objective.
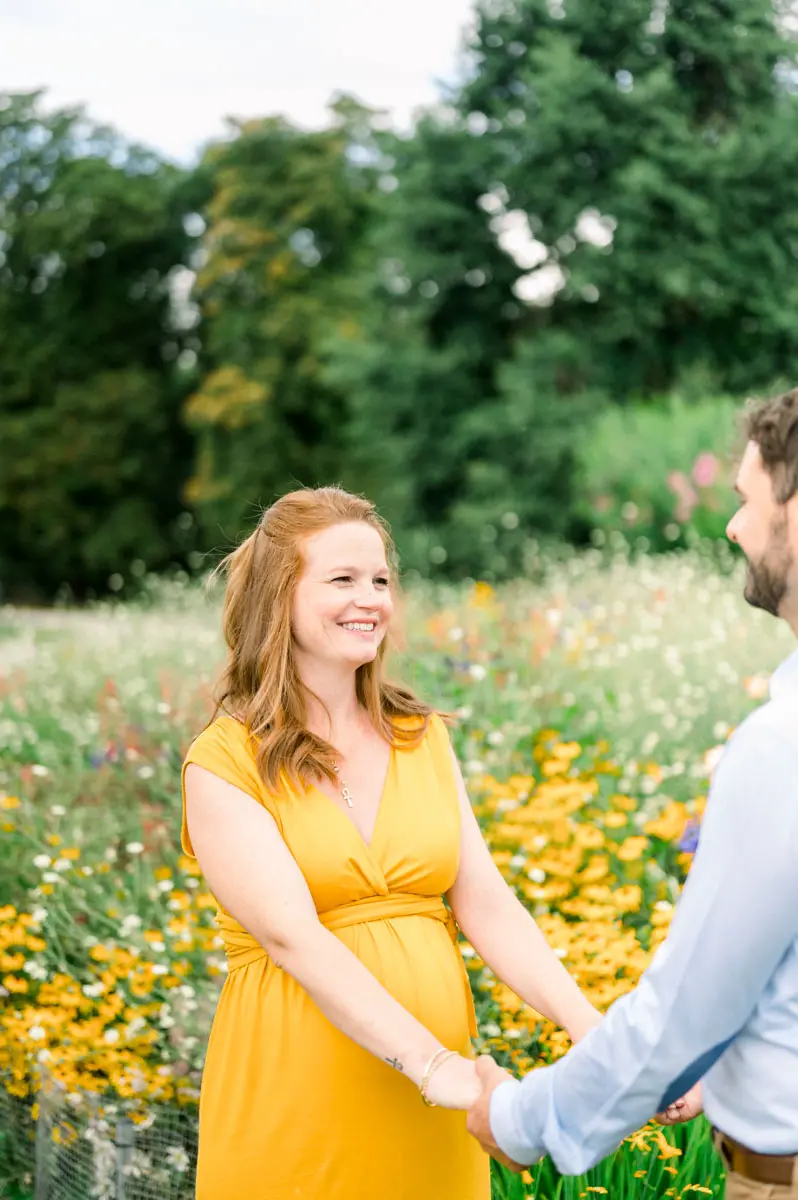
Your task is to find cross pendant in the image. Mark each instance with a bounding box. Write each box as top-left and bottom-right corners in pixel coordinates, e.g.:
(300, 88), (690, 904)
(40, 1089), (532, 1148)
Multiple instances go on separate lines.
(341, 785), (354, 808)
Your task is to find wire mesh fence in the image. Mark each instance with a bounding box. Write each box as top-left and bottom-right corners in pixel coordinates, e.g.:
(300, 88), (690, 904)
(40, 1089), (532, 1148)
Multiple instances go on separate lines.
(0, 1071), (199, 1200)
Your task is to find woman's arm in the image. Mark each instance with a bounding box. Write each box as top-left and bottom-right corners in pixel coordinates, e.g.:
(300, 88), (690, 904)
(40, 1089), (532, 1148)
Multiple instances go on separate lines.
(445, 749), (602, 1043)
(184, 764), (480, 1108)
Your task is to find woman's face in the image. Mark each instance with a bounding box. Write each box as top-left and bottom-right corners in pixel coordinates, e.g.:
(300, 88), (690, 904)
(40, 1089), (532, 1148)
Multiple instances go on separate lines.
(291, 522), (394, 670)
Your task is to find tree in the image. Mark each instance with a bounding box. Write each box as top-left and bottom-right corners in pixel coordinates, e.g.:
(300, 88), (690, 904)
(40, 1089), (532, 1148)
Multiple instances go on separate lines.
(0, 91), (198, 600)
(460, 0), (798, 397)
(184, 96), (379, 545)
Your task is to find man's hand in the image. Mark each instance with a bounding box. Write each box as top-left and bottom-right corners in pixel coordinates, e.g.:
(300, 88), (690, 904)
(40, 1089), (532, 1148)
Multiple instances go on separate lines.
(466, 1055), (527, 1173)
(656, 1082), (704, 1125)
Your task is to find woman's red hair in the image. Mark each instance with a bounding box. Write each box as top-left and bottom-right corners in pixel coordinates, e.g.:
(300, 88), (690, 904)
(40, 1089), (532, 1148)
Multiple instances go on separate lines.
(209, 487), (434, 791)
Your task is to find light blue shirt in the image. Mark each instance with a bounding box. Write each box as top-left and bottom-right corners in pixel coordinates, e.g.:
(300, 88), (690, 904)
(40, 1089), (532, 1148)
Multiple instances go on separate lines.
(490, 648), (798, 1172)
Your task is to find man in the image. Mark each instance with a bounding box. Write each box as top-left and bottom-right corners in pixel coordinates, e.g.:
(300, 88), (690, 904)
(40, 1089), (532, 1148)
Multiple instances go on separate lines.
(467, 387), (798, 1199)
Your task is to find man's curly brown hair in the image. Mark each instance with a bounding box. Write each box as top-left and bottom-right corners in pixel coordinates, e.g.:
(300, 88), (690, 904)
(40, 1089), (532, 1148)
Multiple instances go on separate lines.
(746, 388), (798, 504)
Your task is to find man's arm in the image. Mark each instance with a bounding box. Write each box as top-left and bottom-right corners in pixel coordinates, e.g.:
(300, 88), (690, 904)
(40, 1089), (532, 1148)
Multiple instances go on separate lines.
(488, 723), (798, 1173)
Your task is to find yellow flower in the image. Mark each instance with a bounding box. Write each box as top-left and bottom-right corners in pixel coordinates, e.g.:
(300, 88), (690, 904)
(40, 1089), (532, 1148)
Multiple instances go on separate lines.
(645, 800), (688, 842)
(603, 811), (628, 829)
(0, 796), (20, 810)
(617, 837), (648, 862)
(653, 1129), (682, 1159)
(613, 885), (643, 913)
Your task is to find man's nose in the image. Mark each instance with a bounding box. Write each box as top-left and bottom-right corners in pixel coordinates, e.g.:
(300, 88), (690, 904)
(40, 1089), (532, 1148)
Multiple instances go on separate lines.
(726, 513), (739, 544)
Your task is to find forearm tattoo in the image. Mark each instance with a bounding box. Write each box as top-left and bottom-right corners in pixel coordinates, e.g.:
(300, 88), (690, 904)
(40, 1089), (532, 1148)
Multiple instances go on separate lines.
(385, 1057), (403, 1072)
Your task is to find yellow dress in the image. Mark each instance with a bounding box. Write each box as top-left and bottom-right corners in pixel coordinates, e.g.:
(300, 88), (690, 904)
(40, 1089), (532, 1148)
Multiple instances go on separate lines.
(181, 713), (490, 1200)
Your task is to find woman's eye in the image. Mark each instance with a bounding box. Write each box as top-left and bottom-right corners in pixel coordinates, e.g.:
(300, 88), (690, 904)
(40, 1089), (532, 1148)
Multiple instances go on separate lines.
(332, 576), (352, 584)
(375, 577), (390, 587)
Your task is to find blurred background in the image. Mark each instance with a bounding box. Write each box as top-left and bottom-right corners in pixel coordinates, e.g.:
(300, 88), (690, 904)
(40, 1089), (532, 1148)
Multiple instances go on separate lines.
(2, 0), (798, 603)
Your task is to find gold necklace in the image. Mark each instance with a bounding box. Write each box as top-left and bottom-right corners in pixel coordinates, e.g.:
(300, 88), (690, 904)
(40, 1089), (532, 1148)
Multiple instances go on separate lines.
(333, 763), (354, 808)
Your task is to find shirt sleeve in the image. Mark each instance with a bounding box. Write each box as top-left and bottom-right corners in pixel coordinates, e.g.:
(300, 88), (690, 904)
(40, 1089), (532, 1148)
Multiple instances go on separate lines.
(489, 721), (798, 1172)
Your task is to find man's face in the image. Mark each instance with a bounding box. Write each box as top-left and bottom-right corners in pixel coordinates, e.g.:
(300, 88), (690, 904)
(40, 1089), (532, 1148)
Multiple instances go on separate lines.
(726, 441), (795, 616)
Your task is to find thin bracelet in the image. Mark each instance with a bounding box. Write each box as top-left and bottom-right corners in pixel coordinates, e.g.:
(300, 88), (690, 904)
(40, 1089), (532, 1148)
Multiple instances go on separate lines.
(420, 1049), (458, 1107)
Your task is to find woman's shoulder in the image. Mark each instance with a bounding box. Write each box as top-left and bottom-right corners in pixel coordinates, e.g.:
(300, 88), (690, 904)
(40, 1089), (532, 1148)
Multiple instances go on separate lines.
(184, 713), (257, 767)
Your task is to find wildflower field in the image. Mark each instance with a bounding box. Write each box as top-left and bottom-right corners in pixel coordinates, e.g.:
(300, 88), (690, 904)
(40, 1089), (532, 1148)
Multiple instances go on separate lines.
(0, 545), (791, 1200)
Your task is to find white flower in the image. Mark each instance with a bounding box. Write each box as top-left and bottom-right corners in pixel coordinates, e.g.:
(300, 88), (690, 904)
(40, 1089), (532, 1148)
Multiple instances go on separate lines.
(42, 872), (61, 883)
(703, 744), (725, 774)
(23, 961), (48, 980)
(166, 1145), (190, 1173)
(121, 914), (143, 934)
(469, 664), (487, 681)
(83, 982), (106, 998)
(136, 766), (155, 780)
(125, 842), (144, 855)
(103, 1029), (120, 1044)
(527, 868), (546, 884)
(30, 907), (48, 924)
(50, 805), (66, 816)
(448, 627), (464, 642)
(487, 730), (504, 746)
(554, 947), (567, 959)
(157, 880), (173, 893)
(465, 760), (485, 776)
(149, 940), (166, 953)
(33, 855), (51, 869)
(28, 1025), (46, 1041)
(156, 702), (172, 715)
(31, 764), (50, 778)
(152, 964), (169, 976)
(53, 858), (71, 871)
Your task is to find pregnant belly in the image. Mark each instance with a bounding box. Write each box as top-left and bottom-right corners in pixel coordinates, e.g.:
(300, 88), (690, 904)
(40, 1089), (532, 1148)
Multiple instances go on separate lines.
(335, 913), (477, 1050)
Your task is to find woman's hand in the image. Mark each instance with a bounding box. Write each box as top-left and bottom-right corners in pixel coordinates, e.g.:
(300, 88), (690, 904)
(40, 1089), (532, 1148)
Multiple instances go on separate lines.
(423, 1054), (482, 1110)
(656, 1082), (704, 1125)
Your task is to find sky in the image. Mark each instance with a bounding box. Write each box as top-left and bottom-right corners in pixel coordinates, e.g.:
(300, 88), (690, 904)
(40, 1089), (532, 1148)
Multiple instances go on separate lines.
(0, 0), (477, 162)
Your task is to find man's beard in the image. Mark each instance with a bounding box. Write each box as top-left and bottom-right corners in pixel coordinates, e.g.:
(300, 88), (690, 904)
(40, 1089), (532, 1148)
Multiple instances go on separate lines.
(744, 519), (793, 616)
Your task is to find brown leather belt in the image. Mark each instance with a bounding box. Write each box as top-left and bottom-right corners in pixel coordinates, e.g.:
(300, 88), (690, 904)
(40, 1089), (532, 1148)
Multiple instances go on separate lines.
(714, 1129), (798, 1186)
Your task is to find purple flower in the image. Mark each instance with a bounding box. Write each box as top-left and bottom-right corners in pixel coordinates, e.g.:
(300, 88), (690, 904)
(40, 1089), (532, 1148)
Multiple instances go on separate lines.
(679, 820), (700, 854)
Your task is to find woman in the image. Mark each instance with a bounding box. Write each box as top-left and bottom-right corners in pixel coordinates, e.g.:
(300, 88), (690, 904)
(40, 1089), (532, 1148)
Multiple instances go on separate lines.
(181, 486), (603, 1200)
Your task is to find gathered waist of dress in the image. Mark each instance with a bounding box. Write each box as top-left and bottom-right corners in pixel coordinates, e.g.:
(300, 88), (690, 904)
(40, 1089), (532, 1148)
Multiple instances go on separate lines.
(217, 892), (457, 972)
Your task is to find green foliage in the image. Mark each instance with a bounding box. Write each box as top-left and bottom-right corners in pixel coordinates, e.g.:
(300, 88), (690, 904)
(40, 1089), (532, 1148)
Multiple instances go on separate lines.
(575, 395), (741, 550)
(184, 97), (378, 544)
(0, 91), (198, 601)
(7, 0), (798, 594)
(462, 0), (798, 397)
(324, 113), (534, 576)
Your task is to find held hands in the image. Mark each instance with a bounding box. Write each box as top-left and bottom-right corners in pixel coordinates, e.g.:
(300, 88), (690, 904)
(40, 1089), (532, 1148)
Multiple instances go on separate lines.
(465, 1055), (527, 1173)
(462, 1055), (703, 1173)
(421, 1053), (482, 1110)
(656, 1082), (704, 1125)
